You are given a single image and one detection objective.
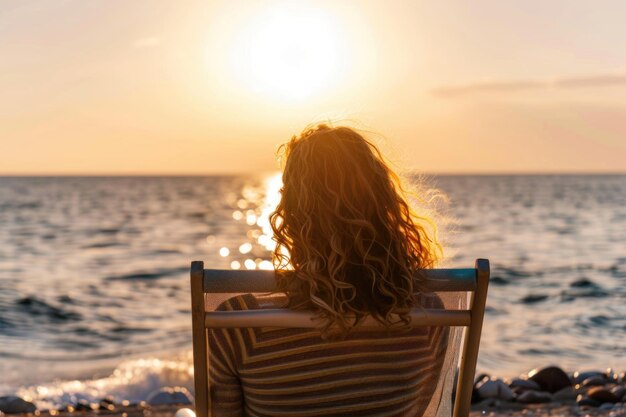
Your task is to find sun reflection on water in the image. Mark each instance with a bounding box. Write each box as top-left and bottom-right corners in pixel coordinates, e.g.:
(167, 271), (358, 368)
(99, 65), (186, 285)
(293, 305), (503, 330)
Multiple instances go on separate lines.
(219, 173), (283, 270)
(256, 173), (283, 251)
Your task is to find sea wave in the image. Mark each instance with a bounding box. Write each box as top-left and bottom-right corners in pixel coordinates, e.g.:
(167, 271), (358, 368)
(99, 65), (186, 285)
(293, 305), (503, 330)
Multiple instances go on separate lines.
(9, 351), (195, 411)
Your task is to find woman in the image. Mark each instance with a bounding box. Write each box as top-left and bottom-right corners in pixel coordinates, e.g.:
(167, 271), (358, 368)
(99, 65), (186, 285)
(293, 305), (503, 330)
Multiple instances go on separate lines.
(209, 124), (449, 417)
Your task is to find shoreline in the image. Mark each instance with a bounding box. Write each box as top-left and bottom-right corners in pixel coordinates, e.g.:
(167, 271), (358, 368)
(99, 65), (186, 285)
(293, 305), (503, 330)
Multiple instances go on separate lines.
(1, 366), (624, 417)
(2, 400), (626, 417)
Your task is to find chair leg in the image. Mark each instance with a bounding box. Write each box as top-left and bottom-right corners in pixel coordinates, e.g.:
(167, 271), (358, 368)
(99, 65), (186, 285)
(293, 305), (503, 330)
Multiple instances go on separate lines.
(453, 259), (490, 417)
(191, 261), (210, 417)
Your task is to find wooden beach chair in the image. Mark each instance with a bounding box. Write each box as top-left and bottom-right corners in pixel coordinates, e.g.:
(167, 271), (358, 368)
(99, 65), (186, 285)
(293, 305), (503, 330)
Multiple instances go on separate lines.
(190, 259), (490, 417)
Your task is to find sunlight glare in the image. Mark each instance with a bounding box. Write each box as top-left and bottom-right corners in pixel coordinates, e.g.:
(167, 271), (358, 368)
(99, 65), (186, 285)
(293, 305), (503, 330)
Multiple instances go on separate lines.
(229, 3), (342, 101)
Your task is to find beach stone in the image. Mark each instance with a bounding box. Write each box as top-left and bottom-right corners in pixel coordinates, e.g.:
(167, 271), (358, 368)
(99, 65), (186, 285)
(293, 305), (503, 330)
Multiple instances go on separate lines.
(605, 368), (619, 382)
(472, 374), (490, 404)
(471, 389), (481, 404)
(552, 386), (577, 402)
(599, 402), (616, 410)
(587, 387), (619, 403)
(573, 370), (605, 384)
(516, 390), (552, 404)
(476, 379), (515, 401)
(582, 375), (607, 387)
(98, 397), (115, 411)
(474, 374), (490, 385)
(147, 387), (193, 405)
(175, 408), (196, 417)
(509, 378), (541, 391)
(577, 394), (600, 407)
(528, 366), (572, 393)
(73, 400), (94, 411)
(0, 396), (37, 414)
(610, 386), (626, 400)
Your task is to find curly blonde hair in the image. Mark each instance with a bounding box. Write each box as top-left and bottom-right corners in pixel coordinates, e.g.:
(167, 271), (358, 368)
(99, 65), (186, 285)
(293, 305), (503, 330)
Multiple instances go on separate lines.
(270, 124), (442, 336)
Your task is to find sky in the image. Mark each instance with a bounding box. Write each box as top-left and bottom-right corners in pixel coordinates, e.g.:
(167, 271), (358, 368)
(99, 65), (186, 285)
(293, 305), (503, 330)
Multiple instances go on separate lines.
(1, 0), (625, 174)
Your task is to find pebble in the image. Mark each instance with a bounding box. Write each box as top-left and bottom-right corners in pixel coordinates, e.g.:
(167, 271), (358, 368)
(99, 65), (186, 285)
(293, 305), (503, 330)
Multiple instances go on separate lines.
(472, 374), (490, 404)
(509, 378), (541, 391)
(147, 387), (193, 406)
(587, 386), (619, 403)
(576, 395), (601, 407)
(474, 374), (490, 385)
(610, 386), (626, 400)
(517, 390), (553, 404)
(99, 397), (116, 411)
(0, 396), (37, 414)
(573, 370), (605, 385)
(477, 379), (515, 401)
(552, 386), (577, 402)
(74, 399), (94, 411)
(175, 408), (196, 417)
(599, 402), (616, 411)
(606, 368), (619, 382)
(528, 366), (572, 393)
(582, 375), (607, 387)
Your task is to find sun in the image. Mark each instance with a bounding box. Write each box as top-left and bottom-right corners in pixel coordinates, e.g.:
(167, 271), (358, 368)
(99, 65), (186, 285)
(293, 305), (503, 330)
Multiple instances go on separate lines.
(228, 4), (342, 101)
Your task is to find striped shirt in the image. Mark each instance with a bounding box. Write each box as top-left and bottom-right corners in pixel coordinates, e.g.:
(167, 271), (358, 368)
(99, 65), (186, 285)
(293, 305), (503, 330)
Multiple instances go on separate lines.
(208, 293), (449, 417)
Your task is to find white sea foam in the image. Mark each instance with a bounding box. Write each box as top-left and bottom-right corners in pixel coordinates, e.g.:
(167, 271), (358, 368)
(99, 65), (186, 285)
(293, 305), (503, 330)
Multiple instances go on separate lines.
(14, 351), (194, 410)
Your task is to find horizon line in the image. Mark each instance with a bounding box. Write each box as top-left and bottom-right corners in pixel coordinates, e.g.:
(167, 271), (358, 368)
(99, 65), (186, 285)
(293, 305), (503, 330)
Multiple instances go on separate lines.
(1, 170), (625, 177)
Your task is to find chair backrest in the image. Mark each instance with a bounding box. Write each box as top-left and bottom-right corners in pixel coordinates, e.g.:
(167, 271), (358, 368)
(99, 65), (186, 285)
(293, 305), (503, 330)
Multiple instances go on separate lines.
(190, 259), (490, 417)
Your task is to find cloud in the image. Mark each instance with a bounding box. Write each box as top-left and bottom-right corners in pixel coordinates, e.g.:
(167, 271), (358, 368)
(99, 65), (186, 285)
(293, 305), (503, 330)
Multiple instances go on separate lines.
(431, 73), (626, 97)
(132, 36), (160, 49)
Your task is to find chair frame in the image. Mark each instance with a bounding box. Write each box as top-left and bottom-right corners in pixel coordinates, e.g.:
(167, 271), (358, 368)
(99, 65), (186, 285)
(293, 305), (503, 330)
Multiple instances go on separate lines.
(190, 259), (490, 417)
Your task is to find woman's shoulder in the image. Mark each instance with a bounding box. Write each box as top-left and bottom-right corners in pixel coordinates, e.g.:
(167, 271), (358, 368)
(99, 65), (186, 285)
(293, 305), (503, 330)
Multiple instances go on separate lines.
(215, 293), (288, 311)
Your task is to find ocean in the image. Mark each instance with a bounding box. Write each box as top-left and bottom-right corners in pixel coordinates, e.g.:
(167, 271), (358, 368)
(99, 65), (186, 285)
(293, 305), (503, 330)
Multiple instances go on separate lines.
(0, 174), (624, 408)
